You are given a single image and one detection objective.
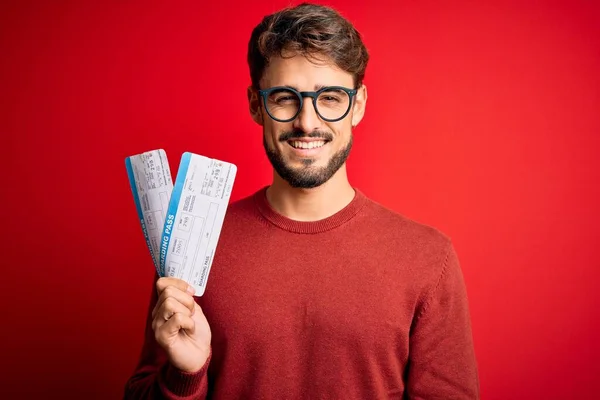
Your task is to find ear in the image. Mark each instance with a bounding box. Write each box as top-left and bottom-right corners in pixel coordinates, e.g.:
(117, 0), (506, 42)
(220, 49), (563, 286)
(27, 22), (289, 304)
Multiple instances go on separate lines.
(247, 86), (264, 126)
(351, 84), (368, 127)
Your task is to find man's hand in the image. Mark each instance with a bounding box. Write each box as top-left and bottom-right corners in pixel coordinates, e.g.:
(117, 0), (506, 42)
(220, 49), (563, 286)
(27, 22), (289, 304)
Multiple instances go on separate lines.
(151, 277), (211, 373)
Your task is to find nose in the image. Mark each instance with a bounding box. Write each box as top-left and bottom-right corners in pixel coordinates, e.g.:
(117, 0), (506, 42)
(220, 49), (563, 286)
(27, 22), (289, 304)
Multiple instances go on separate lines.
(292, 97), (323, 133)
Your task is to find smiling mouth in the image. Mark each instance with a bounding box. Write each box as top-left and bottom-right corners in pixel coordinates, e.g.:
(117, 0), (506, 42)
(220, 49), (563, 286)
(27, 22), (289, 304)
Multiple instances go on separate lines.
(287, 140), (328, 149)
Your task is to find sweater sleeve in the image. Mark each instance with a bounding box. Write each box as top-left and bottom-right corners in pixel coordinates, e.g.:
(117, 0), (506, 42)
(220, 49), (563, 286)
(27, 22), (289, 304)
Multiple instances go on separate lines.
(406, 243), (480, 399)
(124, 275), (211, 400)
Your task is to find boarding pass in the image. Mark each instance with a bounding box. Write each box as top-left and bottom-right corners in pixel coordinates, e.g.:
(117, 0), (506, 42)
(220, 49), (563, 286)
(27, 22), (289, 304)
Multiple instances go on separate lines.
(126, 149), (237, 295)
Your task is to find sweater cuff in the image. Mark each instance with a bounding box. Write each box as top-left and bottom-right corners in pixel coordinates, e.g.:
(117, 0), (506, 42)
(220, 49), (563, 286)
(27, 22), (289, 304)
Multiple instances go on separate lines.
(160, 349), (212, 397)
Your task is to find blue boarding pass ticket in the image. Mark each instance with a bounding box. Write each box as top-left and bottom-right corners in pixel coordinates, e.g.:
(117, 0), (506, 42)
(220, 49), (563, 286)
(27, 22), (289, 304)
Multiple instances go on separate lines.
(159, 152), (237, 295)
(125, 149), (173, 275)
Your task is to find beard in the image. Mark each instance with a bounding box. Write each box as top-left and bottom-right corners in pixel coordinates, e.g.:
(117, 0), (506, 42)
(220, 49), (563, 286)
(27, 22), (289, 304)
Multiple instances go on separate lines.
(263, 130), (353, 189)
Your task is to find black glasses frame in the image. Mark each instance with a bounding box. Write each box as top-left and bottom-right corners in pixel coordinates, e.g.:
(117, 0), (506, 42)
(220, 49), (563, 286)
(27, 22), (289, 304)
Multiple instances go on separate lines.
(257, 86), (358, 123)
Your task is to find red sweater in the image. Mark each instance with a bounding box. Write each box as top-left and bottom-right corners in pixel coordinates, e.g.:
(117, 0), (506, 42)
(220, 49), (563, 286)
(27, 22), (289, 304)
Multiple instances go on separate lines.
(125, 187), (480, 399)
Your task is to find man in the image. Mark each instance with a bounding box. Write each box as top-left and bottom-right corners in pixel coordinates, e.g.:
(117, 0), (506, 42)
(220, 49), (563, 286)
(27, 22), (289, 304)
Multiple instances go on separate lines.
(124, 3), (480, 399)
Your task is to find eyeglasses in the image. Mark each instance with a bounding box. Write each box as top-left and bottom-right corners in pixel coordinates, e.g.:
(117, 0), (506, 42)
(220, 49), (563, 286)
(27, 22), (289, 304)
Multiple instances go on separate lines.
(257, 86), (357, 123)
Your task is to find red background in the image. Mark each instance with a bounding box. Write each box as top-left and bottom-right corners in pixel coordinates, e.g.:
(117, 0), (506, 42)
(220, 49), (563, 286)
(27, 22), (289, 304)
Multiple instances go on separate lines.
(1, 1), (599, 398)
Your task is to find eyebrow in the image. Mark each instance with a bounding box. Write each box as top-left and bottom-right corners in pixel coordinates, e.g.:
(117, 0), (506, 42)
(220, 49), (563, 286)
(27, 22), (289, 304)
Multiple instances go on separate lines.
(284, 84), (329, 92)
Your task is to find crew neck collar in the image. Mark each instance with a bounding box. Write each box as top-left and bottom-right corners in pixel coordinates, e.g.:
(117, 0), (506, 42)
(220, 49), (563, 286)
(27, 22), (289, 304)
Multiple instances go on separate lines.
(253, 186), (367, 234)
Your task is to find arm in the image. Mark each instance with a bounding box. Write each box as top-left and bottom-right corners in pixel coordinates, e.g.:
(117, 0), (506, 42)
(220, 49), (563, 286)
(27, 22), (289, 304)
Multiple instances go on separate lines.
(124, 276), (211, 399)
(406, 243), (480, 399)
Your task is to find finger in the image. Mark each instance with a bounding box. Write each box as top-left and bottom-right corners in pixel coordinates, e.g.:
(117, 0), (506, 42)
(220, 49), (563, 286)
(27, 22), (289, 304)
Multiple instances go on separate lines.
(152, 285), (196, 319)
(156, 296), (194, 322)
(155, 312), (195, 345)
(193, 302), (209, 322)
(151, 298), (192, 332)
(152, 312), (164, 333)
(156, 277), (195, 296)
(152, 285), (195, 318)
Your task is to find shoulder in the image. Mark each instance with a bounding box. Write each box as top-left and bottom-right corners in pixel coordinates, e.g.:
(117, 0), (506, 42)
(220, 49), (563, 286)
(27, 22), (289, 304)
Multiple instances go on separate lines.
(227, 192), (257, 214)
(359, 193), (452, 253)
(357, 192), (457, 283)
(359, 194), (460, 296)
(223, 191), (261, 223)
(220, 189), (271, 236)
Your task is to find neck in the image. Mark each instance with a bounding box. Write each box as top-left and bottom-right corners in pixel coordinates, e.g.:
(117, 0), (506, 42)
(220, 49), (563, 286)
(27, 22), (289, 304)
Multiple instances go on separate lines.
(266, 165), (355, 221)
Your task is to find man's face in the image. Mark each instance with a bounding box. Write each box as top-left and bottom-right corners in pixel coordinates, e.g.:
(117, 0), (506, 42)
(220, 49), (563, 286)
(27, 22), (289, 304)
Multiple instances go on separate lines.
(249, 53), (367, 188)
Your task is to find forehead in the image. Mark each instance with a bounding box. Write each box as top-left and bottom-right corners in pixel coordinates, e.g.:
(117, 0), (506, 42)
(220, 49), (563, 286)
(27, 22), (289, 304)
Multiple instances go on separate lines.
(260, 53), (354, 89)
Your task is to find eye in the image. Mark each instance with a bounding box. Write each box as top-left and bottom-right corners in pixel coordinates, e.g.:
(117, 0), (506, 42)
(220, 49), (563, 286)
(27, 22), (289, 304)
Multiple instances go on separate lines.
(318, 89), (347, 104)
(321, 95), (341, 102)
(275, 95), (297, 103)
(268, 89), (299, 106)
(318, 89), (349, 107)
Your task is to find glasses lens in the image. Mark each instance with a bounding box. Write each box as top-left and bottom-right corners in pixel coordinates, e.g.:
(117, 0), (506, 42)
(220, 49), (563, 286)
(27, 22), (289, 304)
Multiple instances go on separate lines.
(316, 89), (351, 121)
(265, 89), (300, 121)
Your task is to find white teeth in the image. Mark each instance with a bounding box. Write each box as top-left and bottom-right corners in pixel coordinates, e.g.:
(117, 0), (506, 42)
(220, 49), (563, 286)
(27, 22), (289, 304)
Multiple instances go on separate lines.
(290, 141), (325, 149)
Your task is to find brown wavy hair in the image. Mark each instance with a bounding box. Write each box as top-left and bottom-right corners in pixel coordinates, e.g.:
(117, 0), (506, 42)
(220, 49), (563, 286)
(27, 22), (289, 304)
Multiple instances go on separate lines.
(247, 3), (369, 89)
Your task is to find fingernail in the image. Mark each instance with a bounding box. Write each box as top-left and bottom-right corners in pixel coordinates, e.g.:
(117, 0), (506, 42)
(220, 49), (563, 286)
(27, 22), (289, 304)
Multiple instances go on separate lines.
(186, 285), (195, 295)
